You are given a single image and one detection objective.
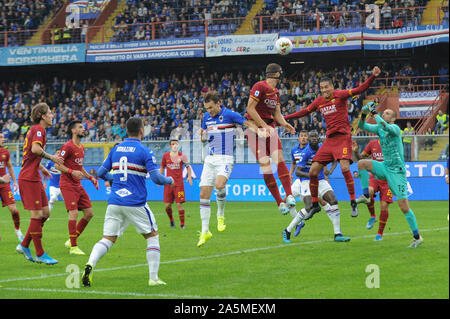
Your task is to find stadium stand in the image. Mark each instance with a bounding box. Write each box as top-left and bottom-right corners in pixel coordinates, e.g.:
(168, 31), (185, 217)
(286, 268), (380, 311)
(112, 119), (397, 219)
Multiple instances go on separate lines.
(0, 0), (65, 46)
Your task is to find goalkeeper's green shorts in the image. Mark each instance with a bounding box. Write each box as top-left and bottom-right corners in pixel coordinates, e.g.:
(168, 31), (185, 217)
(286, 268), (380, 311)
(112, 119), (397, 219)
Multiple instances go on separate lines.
(370, 160), (408, 200)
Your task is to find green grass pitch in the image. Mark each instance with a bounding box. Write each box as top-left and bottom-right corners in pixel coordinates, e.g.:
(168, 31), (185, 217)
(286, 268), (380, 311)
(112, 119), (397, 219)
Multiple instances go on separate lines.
(0, 200), (448, 299)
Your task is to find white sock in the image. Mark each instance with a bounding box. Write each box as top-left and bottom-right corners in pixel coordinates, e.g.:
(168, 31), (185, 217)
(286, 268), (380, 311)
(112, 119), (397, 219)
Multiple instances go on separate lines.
(288, 205), (297, 218)
(287, 208), (306, 233)
(48, 201), (54, 212)
(88, 238), (113, 268)
(323, 203), (331, 211)
(216, 189), (226, 218)
(200, 199), (211, 233)
(326, 204), (341, 235)
(146, 235), (160, 282)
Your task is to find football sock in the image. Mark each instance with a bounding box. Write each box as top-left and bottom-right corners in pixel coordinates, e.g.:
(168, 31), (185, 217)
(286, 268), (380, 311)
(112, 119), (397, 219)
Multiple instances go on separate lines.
(146, 235), (161, 282)
(68, 219), (77, 247)
(342, 170), (356, 201)
(11, 209), (20, 230)
(200, 199), (211, 233)
(325, 204), (341, 235)
(29, 218), (44, 257)
(286, 208), (305, 233)
(377, 209), (389, 236)
(216, 189), (226, 218)
(88, 238), (113, 268)
(309, 175), (319, 203)
(165, 207), (174, 222)
(263, 173), (283, 205)
(277, 162), (292, 197)
(76, 217), (89, 238)
(368, 197), (376, 217)
(179, 209), (185, 226)
(48, 201), (54, 212)
(404, 209), (420, 239)
(358, 169), (370, 197)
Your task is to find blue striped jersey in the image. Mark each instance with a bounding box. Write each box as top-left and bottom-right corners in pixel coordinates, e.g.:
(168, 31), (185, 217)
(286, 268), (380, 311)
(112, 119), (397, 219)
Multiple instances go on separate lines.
(291, 142), (325, 181)
(100, 138), (158, 207)
(201, 105), (246, 156)
(45, 161), (61, 188)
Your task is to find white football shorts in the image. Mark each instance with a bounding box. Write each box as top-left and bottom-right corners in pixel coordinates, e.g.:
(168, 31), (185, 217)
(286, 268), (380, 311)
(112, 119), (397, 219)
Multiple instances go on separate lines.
(199, 155), (234, 187)
(49, 186), (62, 202)
(291, 178), (302, 200)
(300, 179), (333, 198)
(103, 203), (158, 237)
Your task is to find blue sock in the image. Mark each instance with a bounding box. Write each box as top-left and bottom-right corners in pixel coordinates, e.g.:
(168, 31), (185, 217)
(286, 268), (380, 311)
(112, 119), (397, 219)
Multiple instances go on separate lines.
(404, 209), (420, 239)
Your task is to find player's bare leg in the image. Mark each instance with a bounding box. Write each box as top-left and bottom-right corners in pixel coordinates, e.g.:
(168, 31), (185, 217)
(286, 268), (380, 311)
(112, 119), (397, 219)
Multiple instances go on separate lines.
(7, 204), (23, 242)
(304, 161), (324, 219)
(340, 159), (358, 217)
(175, 202), (185, 229)
(165, 202), (175, 228)
(215, 175), (228, 232)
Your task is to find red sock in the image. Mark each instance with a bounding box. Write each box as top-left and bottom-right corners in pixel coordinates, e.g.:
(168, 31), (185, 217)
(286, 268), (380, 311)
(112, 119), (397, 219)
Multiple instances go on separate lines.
(309, 174), (319, 203)
(165, 207), (174, 222)
(29, 218), (44, 257)
(342, 170), (356, 201)
(21, 228), (32, 247)
(179, 210), (185, 226)
(367, 197), (376, 218)
(11, 210), (20, 230)
(69, 219), (77, 247)
(377, 209), (389, 236)
(76, 218), (89, 238)
(277, 162), (292, 197)
(263, 173), (283, 205)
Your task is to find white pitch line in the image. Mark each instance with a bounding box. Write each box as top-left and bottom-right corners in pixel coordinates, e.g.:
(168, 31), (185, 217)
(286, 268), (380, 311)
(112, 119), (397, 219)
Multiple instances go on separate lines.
(0, 227), (448, 285)
(0, 287), (238, 299)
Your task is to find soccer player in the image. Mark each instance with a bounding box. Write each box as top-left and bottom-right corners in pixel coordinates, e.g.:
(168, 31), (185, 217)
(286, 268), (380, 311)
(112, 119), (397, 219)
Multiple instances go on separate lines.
(357, 103), (423, 247)
(285, 66), (381, 219)
(54, 120), (98, 255)
(160, 138), (193, 229)
(44, 159), (62, 212)
(82, 117), (174, 287)
(0, 132), (24, 242)
(197, 90), (259, 247)
(16, 103), (64, 264)
(245, 63), (297, 216)
(282, 130), (350, 243)
(352, 139), (393, 240)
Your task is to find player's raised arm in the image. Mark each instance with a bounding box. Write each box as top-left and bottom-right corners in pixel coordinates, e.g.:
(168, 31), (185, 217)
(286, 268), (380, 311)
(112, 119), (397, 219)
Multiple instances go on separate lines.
(340, 66), (381, 98)
(358, 103), (380, 134)
(274, 103), (295, 134)
(284, 99), (319, 120)
(373, 113), (401, 137)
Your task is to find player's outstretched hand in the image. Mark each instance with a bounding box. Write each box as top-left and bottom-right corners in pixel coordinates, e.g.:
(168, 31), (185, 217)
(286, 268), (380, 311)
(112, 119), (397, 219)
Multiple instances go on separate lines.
(89, 176), (99, 190)
(40, 167), (51, 180)
(71, 170), (84, 180)
(283, 122), (296, 135)
(51, 154), (64, 166)
(372, 66), (381, 77)
(0, 174), (11, 184)
(187, 176), (193, 186)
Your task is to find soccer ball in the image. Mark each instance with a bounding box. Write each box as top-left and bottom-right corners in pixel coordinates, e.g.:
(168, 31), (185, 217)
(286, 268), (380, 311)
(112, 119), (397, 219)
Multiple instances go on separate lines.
(275, 37), (293, 55)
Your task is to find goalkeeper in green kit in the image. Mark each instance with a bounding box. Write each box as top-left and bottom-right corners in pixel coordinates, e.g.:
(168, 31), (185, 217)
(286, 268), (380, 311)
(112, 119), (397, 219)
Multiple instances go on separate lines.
(356, 102), (423, 248)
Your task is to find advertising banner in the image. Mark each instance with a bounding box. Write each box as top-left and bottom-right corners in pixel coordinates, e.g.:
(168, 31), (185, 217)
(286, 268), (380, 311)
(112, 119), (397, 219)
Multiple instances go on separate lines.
(69, 0), (110, 20)
(279, 29), (362, 52)
(205, 33), (278, 57)
(0, 44), (86, 66)
(398, 90), (440, 118)
(86, 37), (204, 62)
(363, 25), (449, 50)
(11, 162), (449, 202)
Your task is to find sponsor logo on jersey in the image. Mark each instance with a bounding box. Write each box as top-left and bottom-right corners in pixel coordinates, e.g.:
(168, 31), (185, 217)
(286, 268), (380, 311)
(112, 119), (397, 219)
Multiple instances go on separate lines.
(319, 104), (337, 115)
(116, 188), (132, 197)
(264, 98), (278, 108)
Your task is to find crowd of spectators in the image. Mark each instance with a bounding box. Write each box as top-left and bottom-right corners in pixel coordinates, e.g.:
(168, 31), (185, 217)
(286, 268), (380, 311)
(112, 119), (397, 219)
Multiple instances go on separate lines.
(0, 0), (64, 46)
(254, 0), (431, 33)
(112, 0), (256, 41)
(0, 61), (447, 144)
